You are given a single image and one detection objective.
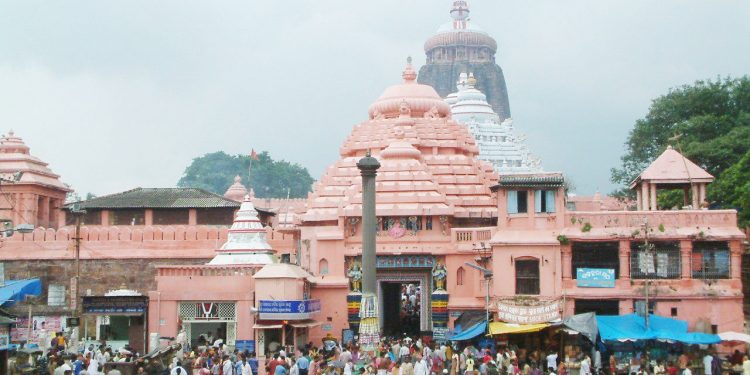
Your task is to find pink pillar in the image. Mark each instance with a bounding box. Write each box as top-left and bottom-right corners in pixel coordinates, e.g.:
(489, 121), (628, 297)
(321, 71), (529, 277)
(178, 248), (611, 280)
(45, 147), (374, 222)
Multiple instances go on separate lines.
(649, 183), (657, 211)
(561, 246), (572, 281)
(730, 240), (742, 279)
(680, 240), (692, 279)
(101, 210), (110, 226)
(698, 184), (707, 206)
(527, 189), (535, 221)
(690, 184), (700, 210)
(619, 240), (630, 280)
(188, 209), (197, 225)
(640, 183), (649, 211)
(636, 190), (642, 212)
(619, 299), (634, 314)
(144, 209), (154, 226)
(39, 196), (50, 228)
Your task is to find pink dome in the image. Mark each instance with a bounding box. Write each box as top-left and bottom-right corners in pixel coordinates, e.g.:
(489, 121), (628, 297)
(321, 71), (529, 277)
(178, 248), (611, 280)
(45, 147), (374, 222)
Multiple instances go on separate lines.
(223, 175), (248, 202)
(368, 59), (451, 119)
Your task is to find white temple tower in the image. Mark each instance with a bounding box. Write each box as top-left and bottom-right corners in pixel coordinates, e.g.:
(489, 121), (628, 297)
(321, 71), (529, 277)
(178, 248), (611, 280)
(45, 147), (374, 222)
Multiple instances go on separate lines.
(447, 73), (542, 174)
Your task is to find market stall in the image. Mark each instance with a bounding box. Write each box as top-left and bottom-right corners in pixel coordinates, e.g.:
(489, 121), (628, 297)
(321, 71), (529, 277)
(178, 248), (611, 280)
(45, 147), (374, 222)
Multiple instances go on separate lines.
(596, 314), (720, 375)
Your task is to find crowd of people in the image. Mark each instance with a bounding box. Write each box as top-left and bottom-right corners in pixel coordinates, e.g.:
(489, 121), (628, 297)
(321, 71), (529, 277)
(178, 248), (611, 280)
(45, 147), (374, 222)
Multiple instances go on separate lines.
(399, 285), (421, 335)
(255, 337), (563, 375)
(12, 328), (750, 375)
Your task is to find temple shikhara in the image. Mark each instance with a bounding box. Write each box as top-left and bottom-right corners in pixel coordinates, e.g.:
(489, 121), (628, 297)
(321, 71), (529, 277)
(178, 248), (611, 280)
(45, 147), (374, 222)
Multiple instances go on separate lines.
(0, 1), (746, 372)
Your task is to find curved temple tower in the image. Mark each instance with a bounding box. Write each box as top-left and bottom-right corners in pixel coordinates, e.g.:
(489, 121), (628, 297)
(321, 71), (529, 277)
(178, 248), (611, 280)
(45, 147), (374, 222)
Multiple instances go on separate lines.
(418, 1), (512, 120)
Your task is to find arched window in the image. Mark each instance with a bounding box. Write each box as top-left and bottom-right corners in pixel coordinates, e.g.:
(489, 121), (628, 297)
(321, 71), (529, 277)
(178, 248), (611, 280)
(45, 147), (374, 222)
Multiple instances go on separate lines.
(319, 258), (329, 276)
(457, 267), (465, 286)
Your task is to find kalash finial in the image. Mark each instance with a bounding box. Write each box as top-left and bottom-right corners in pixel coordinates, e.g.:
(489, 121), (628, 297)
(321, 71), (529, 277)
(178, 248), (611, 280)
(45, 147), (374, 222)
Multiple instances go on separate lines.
(402, 56), (417, 83)
(467, 72), (477, 87)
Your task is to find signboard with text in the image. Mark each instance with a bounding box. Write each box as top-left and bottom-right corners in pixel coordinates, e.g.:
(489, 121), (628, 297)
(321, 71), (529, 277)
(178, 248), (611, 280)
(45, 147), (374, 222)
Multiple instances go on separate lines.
(258, 299), (320, 320)
(496, 300), (560, 324)
(82, 296), (147, 315)
(576, 268), (616, 288)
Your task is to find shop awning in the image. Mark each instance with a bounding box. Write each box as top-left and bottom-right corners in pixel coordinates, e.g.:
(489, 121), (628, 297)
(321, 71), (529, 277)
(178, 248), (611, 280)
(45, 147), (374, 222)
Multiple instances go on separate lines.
(597, 314), (719, 344)
(450, 320), (487, 341)
(562, 312), (598, 343)
(290, 320), (322, 328)
(0, 279), (42, 306)
(253, 323), (283, 329)
(719, 331), (750, 344)
(666, 332), (720, 345)
(489, 322), (549, 335)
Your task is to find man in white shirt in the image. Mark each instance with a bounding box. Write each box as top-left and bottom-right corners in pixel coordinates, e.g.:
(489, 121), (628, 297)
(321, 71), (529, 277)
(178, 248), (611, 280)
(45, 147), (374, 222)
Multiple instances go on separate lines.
(546, 352), (558, 372)
(400, 344), (410, 358)
(224, 356), (235, 375)
(87, 358), (100, 375)
(593, 350), (602, 373)
(170, 362), (188, 375)
(704, 354), (714, 375)
(242, 359), (254, 375)
(580, 356), (591, 375)
(414, 355), (429, 375)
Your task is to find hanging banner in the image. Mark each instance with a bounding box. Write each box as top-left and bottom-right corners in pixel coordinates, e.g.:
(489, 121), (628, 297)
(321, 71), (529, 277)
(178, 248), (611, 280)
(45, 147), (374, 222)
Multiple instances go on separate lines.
(496, 300), (560, 324)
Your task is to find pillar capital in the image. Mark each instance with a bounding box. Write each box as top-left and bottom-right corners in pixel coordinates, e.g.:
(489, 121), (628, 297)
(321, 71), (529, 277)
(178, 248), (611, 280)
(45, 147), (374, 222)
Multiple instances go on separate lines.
(357, 154), (381, 176)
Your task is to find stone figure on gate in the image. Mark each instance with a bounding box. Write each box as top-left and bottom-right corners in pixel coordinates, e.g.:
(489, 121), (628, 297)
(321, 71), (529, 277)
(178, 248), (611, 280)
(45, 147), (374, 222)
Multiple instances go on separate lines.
(432, 262), (447, 290)
(347, 262), (363, 292)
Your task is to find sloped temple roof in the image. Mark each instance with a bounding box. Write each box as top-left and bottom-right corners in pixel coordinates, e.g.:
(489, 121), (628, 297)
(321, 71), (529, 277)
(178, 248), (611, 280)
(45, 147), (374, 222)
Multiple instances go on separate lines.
(67, 187), (241, 209)
(630, 146), (714, 188)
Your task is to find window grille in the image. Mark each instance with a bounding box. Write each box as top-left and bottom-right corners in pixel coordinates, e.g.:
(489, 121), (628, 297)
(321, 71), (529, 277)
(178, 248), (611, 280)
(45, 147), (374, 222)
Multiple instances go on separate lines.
(692, 242), (730, 279)
(179, 302), (236, 321)
(630, 242), (680, 279)
(515, 259), (540, 295)
(572, 242), (620, 278)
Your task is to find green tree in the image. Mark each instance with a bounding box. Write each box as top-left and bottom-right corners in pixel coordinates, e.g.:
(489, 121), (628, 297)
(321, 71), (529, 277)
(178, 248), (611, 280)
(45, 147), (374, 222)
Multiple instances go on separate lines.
(177, 151), (315, 199)
(610, 76), (750, 225)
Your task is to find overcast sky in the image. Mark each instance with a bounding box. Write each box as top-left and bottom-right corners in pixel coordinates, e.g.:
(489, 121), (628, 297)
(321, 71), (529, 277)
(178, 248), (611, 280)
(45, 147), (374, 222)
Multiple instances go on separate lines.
(1, 1), (749, 197)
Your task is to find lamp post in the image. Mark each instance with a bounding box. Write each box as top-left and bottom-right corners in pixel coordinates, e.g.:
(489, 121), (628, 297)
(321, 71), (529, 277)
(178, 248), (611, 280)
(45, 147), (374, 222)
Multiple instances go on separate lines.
(464, 261), (493, 333)
(69, 203), (86, 319)
(640, 219), (655, 330)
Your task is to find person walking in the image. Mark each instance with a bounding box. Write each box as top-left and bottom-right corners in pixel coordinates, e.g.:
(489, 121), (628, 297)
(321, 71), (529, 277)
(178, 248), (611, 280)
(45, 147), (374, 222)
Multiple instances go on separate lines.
(415, 355), (430, 375)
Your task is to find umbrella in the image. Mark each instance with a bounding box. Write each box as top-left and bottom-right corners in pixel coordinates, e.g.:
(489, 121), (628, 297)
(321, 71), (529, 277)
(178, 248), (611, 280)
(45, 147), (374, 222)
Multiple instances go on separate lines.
(719, 331), (750, 344)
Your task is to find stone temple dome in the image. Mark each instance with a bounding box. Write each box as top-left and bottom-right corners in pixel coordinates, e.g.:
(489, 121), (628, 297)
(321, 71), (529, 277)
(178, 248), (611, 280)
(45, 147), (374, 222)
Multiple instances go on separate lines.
(426, 1), (497, 54)
(209, 194), (277, 265)
(368, 58), (452, 120)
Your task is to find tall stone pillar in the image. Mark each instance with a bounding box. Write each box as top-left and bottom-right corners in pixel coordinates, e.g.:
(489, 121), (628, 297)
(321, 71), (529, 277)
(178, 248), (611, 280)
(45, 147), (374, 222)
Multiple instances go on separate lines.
(619, 240), (631, 281)
(356, 152), (380, 351)
(680, 240), (692, 279)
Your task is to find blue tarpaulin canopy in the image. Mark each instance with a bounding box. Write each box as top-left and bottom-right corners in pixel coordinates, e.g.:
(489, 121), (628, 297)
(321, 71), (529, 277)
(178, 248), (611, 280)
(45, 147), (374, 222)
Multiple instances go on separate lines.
(596, 314), (719, 344)
(0, 279), (42, 306)
(450, 320), (487, 341)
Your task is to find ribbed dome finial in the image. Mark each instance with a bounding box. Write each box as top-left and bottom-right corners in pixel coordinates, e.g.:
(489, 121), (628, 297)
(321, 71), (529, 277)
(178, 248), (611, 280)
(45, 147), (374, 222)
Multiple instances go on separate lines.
(402, 56), (417, 83)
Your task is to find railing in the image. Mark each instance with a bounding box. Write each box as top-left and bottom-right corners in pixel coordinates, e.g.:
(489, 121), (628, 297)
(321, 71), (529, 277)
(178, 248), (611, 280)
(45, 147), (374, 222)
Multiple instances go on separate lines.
(453, 227), (496, 243)
(157, 264), (259, 277)
(3, 225), (293, 243)
(565, 210), (737, 229)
